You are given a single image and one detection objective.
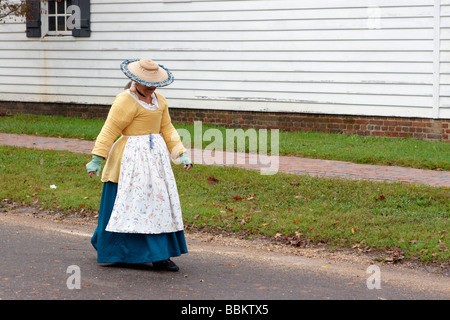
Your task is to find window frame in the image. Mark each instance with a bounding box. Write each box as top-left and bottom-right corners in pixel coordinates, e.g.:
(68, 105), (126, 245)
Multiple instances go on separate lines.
(26, 0), (90, 38)
(41, 0), (73, 37)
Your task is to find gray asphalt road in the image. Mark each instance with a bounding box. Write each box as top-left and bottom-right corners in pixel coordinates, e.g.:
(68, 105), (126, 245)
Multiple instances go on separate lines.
(0, 212), (448, 304)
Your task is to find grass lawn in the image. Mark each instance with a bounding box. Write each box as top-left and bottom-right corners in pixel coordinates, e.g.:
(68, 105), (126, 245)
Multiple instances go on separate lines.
(0, 145), (448, 264)
(0, 113), (449, 170)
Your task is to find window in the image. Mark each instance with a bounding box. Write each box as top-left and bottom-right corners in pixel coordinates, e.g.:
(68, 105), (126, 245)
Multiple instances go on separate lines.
(44, 0), (73, 36)
(26, 0), (90, 38)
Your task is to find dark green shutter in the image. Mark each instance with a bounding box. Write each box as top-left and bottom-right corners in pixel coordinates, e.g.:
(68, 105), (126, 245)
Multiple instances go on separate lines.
(72, 0), (90, 37)
(25, 0), (41, 38)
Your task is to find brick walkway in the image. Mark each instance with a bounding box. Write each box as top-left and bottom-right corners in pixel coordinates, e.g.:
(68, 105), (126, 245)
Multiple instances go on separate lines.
(1, 132), (449, 187)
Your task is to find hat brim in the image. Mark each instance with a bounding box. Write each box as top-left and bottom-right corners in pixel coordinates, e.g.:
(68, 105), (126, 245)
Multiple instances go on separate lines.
(120, 59), (174, 87)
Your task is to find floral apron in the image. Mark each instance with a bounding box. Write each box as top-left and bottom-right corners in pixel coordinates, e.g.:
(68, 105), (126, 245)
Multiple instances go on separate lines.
(105, 134), (184, 234)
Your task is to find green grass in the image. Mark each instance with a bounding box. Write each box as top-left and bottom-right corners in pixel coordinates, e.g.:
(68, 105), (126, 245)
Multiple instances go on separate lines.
(0, 145), (448, 264)
(0, 113), (105, 141)
(0, 113), (449, 170)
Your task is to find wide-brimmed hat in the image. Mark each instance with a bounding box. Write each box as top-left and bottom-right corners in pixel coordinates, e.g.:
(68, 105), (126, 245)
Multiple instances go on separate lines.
(120, 58), (174, 87)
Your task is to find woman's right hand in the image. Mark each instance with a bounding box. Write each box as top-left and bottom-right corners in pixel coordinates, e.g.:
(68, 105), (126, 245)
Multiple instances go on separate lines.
(86, 155), (103, 178)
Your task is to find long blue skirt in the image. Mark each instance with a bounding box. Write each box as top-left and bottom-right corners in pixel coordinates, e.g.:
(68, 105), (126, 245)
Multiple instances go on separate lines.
(91, 182), (188, 263)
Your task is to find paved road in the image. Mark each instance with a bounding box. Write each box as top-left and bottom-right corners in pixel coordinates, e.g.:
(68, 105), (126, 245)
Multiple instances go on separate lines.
(1, 212), (448, 302)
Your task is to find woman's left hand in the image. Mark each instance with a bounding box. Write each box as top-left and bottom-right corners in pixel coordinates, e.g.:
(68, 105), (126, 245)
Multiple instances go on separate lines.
(179, 152), (193, 171)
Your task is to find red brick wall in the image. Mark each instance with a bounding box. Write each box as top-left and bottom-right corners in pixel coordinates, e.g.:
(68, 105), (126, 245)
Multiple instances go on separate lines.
(169, 108), (450, 142)
(0, 101), (448, 141)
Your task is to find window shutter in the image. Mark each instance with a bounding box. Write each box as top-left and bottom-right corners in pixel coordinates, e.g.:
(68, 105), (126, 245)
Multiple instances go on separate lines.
(72, 0), (90, 37)
(25, 0), (41, 38)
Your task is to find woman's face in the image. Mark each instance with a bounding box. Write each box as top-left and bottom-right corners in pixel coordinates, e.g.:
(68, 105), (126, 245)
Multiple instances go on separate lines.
(135, 83), (156, 96)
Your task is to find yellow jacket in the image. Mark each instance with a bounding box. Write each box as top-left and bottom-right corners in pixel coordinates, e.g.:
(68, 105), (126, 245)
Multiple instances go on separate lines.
(91, 91), (186, 183)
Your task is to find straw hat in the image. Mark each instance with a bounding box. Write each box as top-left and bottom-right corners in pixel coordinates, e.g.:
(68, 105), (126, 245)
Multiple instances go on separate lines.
(120, 59), (174, 87)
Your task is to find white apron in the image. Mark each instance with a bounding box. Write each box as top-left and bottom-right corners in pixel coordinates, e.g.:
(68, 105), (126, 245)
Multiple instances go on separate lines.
(105, 134), (184, 234)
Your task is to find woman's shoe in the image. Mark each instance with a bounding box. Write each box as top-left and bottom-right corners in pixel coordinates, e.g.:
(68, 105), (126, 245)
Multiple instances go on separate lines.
(152, 259), (179, 271)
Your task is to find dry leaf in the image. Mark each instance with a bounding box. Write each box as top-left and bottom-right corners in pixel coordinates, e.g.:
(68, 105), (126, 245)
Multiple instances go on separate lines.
(207, 176), (219, 184)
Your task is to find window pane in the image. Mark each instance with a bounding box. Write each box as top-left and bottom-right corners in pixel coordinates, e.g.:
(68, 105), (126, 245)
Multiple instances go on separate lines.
(57, 0), (65, 14)
(48, 0), (56, 15)
(67, 0), (72, 8)
(57, 16), (65, 31)
(48, 16), (56, 31)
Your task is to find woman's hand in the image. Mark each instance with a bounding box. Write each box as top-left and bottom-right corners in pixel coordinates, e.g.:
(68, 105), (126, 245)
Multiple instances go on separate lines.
(179, 152), (193, 171)
(86, 155), (103, 178)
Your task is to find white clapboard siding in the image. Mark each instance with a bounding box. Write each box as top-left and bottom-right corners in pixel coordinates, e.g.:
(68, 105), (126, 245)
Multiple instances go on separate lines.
(0, 0), (448, 119)
(439, 0), (450, 118)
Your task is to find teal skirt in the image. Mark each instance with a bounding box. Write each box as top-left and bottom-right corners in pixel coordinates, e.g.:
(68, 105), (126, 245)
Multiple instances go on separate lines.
(91, 182), (188, 263)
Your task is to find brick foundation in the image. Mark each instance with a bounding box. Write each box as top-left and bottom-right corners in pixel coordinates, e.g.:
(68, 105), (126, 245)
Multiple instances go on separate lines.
(0, 101), (448, 141)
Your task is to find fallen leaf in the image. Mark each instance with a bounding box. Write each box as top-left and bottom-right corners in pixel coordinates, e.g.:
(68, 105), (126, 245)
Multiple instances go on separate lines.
(384, 249), (405, 263)
(376, 195), (386, 201)
(232, 195), (243, 201)
(207, 176), (219, 184)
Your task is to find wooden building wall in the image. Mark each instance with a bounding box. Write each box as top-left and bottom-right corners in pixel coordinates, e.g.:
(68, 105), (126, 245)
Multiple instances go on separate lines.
(0, 0), (449, 120)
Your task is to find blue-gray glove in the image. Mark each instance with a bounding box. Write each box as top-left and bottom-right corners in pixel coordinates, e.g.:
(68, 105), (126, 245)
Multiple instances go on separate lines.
(86, 154), (103, 177)
(179, 152), (193, 170)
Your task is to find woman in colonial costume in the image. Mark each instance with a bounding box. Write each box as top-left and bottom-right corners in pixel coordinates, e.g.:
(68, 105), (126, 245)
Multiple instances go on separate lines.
(86, 59), (192, 271)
